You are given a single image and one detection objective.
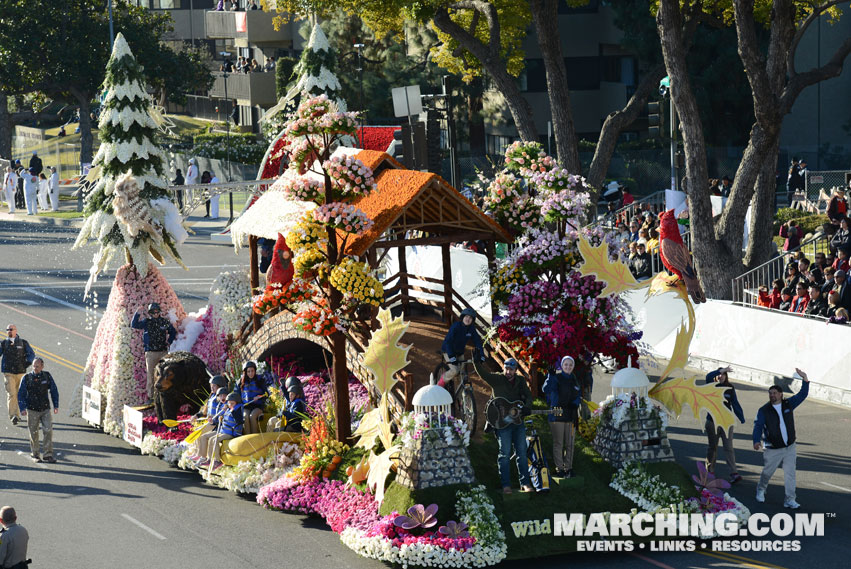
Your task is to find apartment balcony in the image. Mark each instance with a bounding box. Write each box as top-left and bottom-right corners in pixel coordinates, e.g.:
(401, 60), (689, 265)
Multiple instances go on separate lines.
(205, 10), (292, 46)
(209, 71), (277, 108)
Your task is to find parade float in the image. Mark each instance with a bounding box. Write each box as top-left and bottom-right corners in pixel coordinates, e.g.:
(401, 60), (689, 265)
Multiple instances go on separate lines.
(72, 34), (754, 567)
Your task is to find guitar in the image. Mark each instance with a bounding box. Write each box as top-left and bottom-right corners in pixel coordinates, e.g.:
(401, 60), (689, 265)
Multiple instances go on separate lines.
(486, 397), (562, 429)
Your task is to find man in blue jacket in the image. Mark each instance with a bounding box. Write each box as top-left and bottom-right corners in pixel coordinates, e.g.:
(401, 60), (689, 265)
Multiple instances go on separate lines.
(18, 358), (59, 463)
(704, 366), (746, 484)
(753, 368), (810, 509)
(131, 303), (177, 403)
(440, 308), (484, 386)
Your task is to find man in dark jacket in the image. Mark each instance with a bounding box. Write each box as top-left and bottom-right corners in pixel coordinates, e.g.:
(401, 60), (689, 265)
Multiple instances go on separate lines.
(474, 357), (533, 494)
(131, 303), (177, 402)
(629, 243), (652, 280)
(832, 270), (851, 312)
(18, 358), (59, 463)
(28, 151), (42, 176)
(440, 307), (484, 385)
(704, 367), (746, 483)
(2, 324), (35, 425)
(804, 284), (828, 317)
(753, 368), (810, 509)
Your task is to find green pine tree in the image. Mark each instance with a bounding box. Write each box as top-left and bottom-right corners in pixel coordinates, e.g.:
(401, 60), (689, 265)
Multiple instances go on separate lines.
(75, 32), (186, 292)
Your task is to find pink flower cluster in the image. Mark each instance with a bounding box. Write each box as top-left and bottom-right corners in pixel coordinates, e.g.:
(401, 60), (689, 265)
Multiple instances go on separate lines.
(504, 141), (553, 175)
(688, 489), (740, 513)
(312, 201), (374, 235)
(367, 514), (476, 552)
(323, 155), (376, 198)
(257, 477), (381, 534)
(278, 177), (324, 203)
(285, 95), (358, 139)
(191, 307), (228, 374)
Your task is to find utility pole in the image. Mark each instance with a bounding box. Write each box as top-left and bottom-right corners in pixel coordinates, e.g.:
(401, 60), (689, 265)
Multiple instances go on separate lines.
(108, 0), (114, 50)
(354, 43), (365, 148)
(442, 76), (458, 189)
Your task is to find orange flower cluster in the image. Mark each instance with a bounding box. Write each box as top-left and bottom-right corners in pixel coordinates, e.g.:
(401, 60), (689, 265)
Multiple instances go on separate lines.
(293, 299), (339, 336)
(252, 280), (314, 315)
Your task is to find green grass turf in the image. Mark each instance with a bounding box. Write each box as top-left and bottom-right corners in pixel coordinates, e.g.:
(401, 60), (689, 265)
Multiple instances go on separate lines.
(379, 404), (699, 560)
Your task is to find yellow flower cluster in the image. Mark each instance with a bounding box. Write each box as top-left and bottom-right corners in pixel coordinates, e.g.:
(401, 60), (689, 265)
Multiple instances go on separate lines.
(293, 246), (329, 280)
(491, 265), (527, 300)
(330, 257), (384, 306)
(286, 216), (327, 254)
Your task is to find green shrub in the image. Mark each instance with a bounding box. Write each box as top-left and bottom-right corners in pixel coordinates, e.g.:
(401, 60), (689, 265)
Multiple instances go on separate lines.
(191, 132), (266, 165)
(773, 208), (828, 235)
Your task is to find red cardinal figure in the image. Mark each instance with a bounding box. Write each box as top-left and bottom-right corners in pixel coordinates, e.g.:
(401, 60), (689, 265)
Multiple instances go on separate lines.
(658, 209), (706, 303)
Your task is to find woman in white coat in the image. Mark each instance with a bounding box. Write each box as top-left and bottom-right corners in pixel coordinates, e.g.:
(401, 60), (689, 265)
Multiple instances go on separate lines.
(209, 172), (220, 219)
(48, 166), (59, 211)
(22, 168), (39, 215)
(185, 158), (199, 212)
(3, 166), (17, 213)
(37, 172), (50, 210)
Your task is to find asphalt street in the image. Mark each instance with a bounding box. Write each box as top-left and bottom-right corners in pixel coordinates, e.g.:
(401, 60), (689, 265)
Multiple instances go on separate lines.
(0, 214), (848, 569)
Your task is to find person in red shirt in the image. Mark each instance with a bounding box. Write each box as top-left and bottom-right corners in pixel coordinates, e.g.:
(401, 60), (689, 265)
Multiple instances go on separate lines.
(827, 187), (847, 225)
(621, 187), (635, 206)
(833, 249), (850, 273)
(789, 282), (810, 313)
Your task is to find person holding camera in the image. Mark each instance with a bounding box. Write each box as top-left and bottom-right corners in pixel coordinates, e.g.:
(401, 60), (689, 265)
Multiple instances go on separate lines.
(474, 357), (533, 494)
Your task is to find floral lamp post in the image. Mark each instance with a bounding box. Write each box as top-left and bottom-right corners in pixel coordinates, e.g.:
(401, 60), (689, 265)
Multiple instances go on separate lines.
(411, 385), (453, 428)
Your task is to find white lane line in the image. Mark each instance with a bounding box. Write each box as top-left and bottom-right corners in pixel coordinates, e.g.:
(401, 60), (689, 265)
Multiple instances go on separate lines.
(25, 288), (91, 314)
(821, 481), (851, 493)
(121, 514), (167, 540)
(0, 299), (38, 305)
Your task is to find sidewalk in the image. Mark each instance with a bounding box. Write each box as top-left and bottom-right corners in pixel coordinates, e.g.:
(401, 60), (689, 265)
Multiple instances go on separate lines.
(0, 194), (234, 242)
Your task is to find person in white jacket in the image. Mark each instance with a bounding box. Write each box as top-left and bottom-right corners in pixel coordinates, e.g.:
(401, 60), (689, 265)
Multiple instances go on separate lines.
(48, 166), (59, 211)
(3, 166), (17, 213)
(209, 172), (220, 219)
(21, 168), (39, 215)
(37, 173), (50, 211)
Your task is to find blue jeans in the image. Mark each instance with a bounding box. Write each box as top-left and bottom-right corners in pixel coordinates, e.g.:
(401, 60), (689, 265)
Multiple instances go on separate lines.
(496, 422), (531, 488)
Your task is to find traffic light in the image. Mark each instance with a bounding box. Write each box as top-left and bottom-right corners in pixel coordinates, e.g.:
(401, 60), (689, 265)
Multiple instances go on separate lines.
(648, 101), (664, 138)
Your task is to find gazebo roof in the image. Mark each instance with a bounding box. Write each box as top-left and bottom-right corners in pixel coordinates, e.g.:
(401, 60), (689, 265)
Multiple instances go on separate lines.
(341, 151), (512, 257)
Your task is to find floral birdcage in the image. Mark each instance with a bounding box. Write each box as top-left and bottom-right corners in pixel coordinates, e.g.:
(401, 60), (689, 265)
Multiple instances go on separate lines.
(610, 356), (651, 398)
(411, 385), (453, 427)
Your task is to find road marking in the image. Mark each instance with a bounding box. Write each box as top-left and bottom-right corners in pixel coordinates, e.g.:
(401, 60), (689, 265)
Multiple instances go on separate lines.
(121, 514), (167, 540)
(0, 299), (38, 305)
(821, 481), (851, 493)
(25, 288), (91, 314)
(0, 302), (94, 341)
(698, 550), (789, 569)
(31, 344), (85, 373)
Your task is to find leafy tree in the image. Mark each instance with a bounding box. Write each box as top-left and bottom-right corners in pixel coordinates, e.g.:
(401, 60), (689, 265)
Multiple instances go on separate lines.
(0, 1), (211, 164)
(655, 0), (851, 298)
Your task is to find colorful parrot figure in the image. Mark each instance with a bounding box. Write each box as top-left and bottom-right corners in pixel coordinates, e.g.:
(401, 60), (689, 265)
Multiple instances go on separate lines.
(658, 209), (706, 304)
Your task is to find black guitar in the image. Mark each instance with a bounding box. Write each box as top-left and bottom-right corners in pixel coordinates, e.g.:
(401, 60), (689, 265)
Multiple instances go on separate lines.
(486, 397), (562, 429)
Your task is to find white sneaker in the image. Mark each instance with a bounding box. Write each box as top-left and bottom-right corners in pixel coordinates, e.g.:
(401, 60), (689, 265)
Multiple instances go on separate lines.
(784, 500), (801, 509)
(756, 488), (765, 503)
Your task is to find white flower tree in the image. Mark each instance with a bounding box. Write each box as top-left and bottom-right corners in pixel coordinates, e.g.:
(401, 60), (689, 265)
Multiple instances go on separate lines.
(71, 33), (188, 432)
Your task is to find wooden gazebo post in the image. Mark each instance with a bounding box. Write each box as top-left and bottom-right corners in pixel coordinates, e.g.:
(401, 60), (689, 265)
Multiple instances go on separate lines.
(398, 243), (410, 318)
(441, 242), (453, 324)
(249, 235), (261, 332)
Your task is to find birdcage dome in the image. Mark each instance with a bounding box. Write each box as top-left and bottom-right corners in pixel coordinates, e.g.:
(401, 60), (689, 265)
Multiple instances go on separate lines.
(611, 357), (651, 397)
(412, 385), (453, 427)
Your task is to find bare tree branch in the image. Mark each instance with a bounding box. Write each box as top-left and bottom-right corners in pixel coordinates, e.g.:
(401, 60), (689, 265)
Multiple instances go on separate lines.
(789, 0), (847, 73)
(782, 36), (851, 112)
(450, 0), (501, 56)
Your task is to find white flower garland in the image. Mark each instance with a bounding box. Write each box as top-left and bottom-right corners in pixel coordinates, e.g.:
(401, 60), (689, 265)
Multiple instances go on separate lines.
(209, 270), (252, 333)
(597, 392), (669, 430)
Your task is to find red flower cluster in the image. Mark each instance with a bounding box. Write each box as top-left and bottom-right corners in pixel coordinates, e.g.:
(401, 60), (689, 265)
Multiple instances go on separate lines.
(356, 126), (398, 152)
(252, 280), (314, 315)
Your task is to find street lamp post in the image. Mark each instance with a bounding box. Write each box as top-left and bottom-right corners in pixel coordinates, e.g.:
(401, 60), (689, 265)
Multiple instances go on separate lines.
(354, 43), (365, 148)
(221, 51), (234, 224)
(108, 0), (114, 49)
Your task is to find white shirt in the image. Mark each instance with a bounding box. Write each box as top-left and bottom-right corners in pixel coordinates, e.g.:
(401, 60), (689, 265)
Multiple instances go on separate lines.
(49, 171), (59, 190)
(3, 171), (16, 190)
(21, 173), (38, 193)
(772, 403), (789, 445)
(185, 164), (198, 184)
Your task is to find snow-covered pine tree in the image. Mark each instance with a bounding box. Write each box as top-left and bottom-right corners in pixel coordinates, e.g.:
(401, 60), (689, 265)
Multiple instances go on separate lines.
(261, 22), (348, 138)
(75, 32), (187, 292)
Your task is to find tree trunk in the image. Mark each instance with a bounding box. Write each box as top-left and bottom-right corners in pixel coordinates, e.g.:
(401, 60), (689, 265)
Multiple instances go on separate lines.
(433, 7), (539, 142)
(744, 137), (782, 268)
(77, 96), (94, 165)
(0, 94), (11, 160)
(657, 0), (740, 299)
(586, 64), (668, 201)
(528, 0), (580, 172)
(325, 170), (351, 442)
(467, 78), (486, 155)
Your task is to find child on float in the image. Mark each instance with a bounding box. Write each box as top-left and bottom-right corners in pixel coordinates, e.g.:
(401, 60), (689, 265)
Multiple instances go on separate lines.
(205, 391), (244, 470)
(542, 355), (582, 478)
(236, 360), (267, 435)
(193, 387), (229, 465)
(188, 375), (228, 458)
(267, 377), (307, 432)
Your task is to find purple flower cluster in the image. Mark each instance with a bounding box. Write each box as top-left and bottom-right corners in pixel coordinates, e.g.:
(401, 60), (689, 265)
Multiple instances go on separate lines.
(257, 477), (380, 534)
(367, 514), (477, 551)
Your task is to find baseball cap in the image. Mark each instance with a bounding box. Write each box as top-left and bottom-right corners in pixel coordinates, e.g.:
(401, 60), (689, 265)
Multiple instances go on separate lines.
(504, 358), (519, 369)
